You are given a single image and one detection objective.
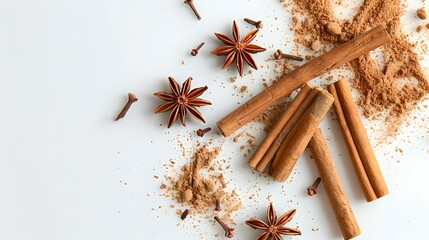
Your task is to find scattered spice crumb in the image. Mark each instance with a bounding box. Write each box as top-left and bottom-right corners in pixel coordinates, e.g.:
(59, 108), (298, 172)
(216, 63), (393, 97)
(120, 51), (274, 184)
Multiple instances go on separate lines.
(233, 132), (244, 142)
(326, 22), (342, 35)
(240, 85), (248, 93)
(311, 39), (320, 51)
(417, 8), (427, 20)
(181, 189), (193, 202)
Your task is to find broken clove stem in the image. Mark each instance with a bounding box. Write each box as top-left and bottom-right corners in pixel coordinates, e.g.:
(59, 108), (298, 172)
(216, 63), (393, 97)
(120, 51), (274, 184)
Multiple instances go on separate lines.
(180, 209), (189, 220)
(115, 92), (138, 121)
(214, 199), (221, 211)
(184, 0), (201, 20)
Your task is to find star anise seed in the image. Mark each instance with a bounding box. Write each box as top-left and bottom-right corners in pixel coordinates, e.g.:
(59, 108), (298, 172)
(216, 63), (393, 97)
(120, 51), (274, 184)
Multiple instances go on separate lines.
(245, 203), (301, 240)
(154, 77), (211, 128)
(211, 20), (266, 77)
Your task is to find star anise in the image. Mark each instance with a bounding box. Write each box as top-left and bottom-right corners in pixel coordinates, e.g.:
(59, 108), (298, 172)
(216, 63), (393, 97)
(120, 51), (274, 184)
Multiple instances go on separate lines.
(211, 20), (266, 76)
(154, 77), (211, 128)
(245, 203), (301, 240)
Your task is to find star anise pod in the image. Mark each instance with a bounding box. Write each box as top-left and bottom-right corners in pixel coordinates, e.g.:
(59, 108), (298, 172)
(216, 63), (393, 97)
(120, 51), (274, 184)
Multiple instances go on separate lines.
(211, 20), (266, 77)
(154, 77), (211, 128)
(245, 203), (301, 240)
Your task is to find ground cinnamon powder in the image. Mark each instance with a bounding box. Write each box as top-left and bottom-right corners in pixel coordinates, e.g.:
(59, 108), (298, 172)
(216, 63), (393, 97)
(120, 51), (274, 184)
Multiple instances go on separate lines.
(162, 144), (241, 217)
(284, 0), (429, 133)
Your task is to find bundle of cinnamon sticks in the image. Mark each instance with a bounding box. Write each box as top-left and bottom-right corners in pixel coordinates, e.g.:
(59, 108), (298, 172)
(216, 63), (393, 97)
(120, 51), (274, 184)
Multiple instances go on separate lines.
(248, 85), (335, 182)
(244, 79), (389, 239)
(220, 24), (390, 196)
(217, 25), (392, 240)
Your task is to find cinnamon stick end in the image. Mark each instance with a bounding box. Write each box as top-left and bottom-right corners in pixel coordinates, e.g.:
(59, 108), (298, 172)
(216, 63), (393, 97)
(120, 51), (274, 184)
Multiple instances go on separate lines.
(216, 122), (228, 137)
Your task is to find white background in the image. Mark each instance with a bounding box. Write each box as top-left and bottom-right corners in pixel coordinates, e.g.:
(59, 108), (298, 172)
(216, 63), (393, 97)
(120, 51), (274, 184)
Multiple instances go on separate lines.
(0, 0), (428, 239)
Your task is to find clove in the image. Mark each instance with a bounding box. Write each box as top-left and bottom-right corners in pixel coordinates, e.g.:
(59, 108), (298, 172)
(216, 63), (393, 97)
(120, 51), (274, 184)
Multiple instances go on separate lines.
(196, 127), (211, 137)
(244, 18), (263, 29)
(307, 177), (322, 196)
(214, 216), (234, 238)
(191, 42), (205, 56)
(274, 49), (304, 61)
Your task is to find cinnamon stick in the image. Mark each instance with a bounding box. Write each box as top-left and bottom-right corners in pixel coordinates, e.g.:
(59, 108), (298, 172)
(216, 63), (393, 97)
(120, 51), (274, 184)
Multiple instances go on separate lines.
(328, 83), (377, 202)
(217, 25), (390, 137)
(331, 79), (388, 199)
(269, 89), (334, 182)
(247, 84), (313, 170)
(309, 129), (361, 240)
(254, 87), (319, 172)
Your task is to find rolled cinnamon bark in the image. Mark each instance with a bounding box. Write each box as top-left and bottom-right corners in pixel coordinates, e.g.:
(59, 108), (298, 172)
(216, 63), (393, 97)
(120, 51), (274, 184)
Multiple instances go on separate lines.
(269, 89), (334, 182)
(217, 25), (390, 137)
(248, 84), (313, 170)
(253, 86), (317, 172)
(309, 129), (361, 240)
(328, 83), (377, 202)
(330, 79), (388, 199)
(258, 88), (319, 172)
(264, 88), (320, 170)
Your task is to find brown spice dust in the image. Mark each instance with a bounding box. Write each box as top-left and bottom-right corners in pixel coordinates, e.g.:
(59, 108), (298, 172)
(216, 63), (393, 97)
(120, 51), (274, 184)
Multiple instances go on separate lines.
(162, 144), (241, 217)
(286, 0), (429, 133)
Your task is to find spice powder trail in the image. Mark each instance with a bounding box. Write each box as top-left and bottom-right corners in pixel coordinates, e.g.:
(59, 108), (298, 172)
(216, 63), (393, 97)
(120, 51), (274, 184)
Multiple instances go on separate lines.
(286, 0), (429, 133)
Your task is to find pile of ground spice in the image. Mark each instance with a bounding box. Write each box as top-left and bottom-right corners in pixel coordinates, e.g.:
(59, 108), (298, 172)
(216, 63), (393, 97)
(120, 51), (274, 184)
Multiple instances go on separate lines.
(161, 144), (241, 218)
(283, 0), (429, 133)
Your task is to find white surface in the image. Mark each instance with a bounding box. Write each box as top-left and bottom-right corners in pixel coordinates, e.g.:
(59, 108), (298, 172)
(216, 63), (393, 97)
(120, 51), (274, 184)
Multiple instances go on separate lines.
(0, 0), (428, 239)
